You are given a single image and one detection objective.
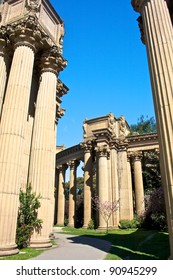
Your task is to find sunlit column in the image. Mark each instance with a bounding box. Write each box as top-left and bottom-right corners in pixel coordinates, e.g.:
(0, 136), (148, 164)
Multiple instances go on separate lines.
(110, 142), (120, 227)
(82, 141), (93, 228)
(118, 142), (133, 220)
(0, 31), (35, 256)
(68, 160), (79, 227)
(132, 152), (144, 215)
(29, 47), (66, 248)
(132, 0), (173, 259)
(96, 145), (110, 229)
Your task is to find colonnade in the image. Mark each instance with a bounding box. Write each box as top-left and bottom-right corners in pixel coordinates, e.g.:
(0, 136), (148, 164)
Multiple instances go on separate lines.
(56, 136), (146, 230)
(0, 1), (67, 256)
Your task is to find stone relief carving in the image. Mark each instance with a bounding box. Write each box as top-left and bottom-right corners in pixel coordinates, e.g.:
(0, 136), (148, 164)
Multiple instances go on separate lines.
(83, 119), (87, 138)
(57, 23), (64, 53)
(108, 113), (116, 138)
(119, 116), (127, 138)
(26, 0), (41, 11)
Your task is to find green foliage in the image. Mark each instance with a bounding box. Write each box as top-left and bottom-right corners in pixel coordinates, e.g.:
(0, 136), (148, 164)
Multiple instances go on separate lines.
(141, 187), (167, 230)
(87, 219), (95, 230)
(130, 115), (157, 134)
(142, 151), (161, 191)
(119, 217), (140, 229)
(16, 183), (42, 249)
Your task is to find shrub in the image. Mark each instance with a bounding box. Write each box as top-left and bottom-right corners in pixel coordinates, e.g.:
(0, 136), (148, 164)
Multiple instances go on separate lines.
(119, 217), (140, 229)
(16, 183), (42, 249)
(87, 219), (95, 230)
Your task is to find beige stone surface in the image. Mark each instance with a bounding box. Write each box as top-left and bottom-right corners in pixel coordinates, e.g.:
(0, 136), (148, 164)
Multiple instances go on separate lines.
(132, 0), (173, 259)
(0, 0), (67, 256)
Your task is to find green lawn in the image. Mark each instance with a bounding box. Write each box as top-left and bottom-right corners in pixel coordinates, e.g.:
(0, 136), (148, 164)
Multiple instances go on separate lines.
(0, 247), (44, 260)
(60, 227), (170, 260)
(0, 228), (170, 260)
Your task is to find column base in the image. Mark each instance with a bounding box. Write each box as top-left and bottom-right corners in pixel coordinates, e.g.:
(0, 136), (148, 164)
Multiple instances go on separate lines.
(98, 226), (107, 230)
(82, 225), (88, 229)
(0, 244), (19, 257)
(168, 254), (173, 260)
(29, 239), (52, 249)
(68, 223), (74, 228)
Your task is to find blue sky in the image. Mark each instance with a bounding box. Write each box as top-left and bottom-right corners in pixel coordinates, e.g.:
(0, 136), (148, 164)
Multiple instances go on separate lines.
(50, 0), (155, 148)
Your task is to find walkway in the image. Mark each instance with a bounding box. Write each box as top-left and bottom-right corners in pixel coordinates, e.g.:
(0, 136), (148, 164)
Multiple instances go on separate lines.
(31, 228), (111, 260)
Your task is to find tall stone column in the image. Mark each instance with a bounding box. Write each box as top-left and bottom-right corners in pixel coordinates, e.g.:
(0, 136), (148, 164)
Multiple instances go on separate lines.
(57, 165), (66, 226)
(28, 47), (66, 248)
(96, 145), (110, 229)
(0, 25), (36, 256)
(68, 160), (79, 227)
(118, 142), (133, 220)
(82, 141), (93, 228)
(127, 153), (134, 215)
(132, 0), (173, 259)
(132, 152), (145, 215)
(110, 142), (120, 227)
(0, 32), (9, 117)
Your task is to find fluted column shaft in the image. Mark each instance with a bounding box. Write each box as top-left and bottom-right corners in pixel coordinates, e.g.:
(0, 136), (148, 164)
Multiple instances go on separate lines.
(68, 161), (78, 227)
(57, 165), (66, 226)
(127, 154), (134, 216)
(0, 43), (35, 256)
(135, 0), (173, 258)
(29, 69), (57, 248)
(111, 145), (119, 227)
(118, 144), (133, 220)
(132, 152), (144, 215)
(96, 145), (109, 229)
(83, 144), (93, 228)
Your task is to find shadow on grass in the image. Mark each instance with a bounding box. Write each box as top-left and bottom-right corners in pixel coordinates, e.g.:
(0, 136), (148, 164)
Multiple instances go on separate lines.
(65, 229), (170, 260)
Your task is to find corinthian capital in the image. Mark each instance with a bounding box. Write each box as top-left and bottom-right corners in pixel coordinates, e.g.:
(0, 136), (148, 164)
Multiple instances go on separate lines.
(0, 26), (12, 59)
(95, 145), (110, 158)
(57, 79), (69, 97)
(131, 0), (146, 13)
(131, 151), (143, 162)
(6, 16), (44, 51)
(80, 140), (93, 153)
(40, 46), (67, 74)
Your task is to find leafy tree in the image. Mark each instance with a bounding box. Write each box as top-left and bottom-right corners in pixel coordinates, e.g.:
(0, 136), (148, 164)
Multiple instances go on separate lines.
(16, 183), (42, 249)
(142, 150), (161, 191)
(130, 115), (157, 134)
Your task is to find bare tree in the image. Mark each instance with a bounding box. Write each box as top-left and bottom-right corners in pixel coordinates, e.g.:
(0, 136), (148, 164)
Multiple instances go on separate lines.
(92, 196), (119, 233)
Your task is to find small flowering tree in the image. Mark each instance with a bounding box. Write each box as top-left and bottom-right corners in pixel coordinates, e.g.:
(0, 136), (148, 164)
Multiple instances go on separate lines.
(92, 196), (119, 233)
(16, 183), (42, 249)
